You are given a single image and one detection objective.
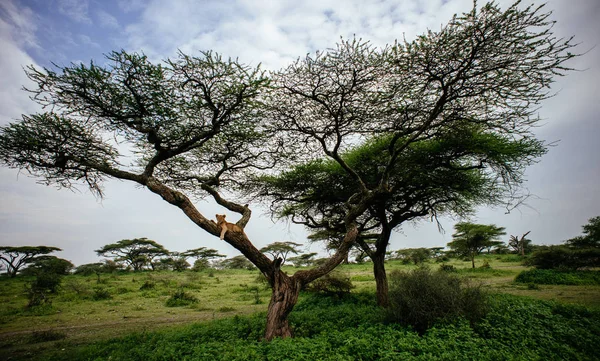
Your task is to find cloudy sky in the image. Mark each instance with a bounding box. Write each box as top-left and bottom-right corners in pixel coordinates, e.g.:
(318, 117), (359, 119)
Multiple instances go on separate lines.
(0, 0), (599, 266)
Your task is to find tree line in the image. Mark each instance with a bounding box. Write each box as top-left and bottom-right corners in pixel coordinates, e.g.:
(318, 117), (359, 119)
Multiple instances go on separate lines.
(0, 1), (580, 339)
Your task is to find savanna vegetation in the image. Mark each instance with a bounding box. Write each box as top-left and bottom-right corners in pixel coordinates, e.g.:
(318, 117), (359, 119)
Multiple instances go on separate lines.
(0, 0), (596, 359)
(0, 255), (599, 360)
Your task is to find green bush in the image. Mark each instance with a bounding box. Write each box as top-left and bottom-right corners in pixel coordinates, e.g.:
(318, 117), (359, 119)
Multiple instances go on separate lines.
(165, 288), (198, 307)
(139, 280), (156, 290)
(526, 246), (600, 270)
(92, 287), (112, 300)
(33, 293), (600, 361)
(387, 267), (488, 334)
(305, 272), (354, 296)
(438, 264), (457, 272)
(515, 269), (600, 285)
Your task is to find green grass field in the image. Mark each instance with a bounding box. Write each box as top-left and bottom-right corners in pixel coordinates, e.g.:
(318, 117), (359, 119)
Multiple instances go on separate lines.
(0, 255), (599, 360)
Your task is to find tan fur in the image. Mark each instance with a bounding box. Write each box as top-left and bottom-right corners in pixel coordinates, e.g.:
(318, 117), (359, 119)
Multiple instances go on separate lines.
(215, 214), (244, 240)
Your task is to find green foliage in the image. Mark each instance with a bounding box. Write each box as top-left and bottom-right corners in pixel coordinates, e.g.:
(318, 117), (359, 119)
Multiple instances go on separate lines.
(139, 280), (156, 290)
(32, 293), (600, 361)
(165, 288), (198, 307)
(387, 267), (488, 334)
(305, 272), (354, 296)
(447, 222), (506, 268)
(96, 238), (169, 272)
(526, 245), (600, 270)
(259, 241), (303, 264)
(0, 246), (62, 277)
(21, 256), (74, 276)
(219, 256), (256, 270)
(438, 264), (457, 272)
(73, 263), (105, 276)
(515, 269), (600, 285)
(566, 216), (600, 249)
(92, 287), (112, 301)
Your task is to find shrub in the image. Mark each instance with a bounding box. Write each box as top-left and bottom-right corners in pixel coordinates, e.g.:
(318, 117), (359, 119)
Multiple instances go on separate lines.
(515, 269), (600, 285)
(526, 246), (600, 270)
(387, 267), (488, 334)
(305, 272), (354, 296)
(139, 280), (155, 290)
(439, 264), (457, 272)
(92, 287), (112, 300)
(165, 288), (198, 307)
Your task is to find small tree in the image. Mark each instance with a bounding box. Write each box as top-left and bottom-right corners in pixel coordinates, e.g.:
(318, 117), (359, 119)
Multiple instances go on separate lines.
(21, 256), (74, 276)
(181, 247), (225, 270)
(0, 246), (61, 277)
(508, 231), (532, 256)
(447, 222), (506, 268)
(95, 238), (169, 271)
(566, 216), (600, 249)
(259, 242), (303, 265)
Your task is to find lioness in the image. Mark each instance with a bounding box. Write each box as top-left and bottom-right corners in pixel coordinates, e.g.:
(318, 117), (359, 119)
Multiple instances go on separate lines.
(215, 214), (244, 240)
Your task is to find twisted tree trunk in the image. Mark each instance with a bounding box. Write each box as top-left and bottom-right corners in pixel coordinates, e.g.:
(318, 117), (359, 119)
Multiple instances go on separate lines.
(372, 252), (390, 307)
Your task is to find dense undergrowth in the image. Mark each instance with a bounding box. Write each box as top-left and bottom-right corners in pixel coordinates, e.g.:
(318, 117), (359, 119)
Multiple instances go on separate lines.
(515, 269), (600, 285)
(33, 292), (599, 361)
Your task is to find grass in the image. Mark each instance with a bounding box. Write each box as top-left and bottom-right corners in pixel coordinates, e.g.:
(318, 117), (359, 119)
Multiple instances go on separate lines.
(0, 254), (599, 360)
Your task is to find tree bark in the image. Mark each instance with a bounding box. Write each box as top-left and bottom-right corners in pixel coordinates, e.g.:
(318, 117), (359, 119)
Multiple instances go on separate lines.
(372, 252), (389, 307)
(264, 262), (300, 340)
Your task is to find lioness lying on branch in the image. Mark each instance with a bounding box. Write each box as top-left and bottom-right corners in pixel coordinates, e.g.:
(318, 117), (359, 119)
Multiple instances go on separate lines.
(215, 214), (245, 240)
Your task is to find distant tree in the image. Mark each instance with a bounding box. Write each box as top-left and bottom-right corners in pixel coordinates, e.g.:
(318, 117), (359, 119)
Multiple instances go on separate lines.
(0, 246), (61, 277)
(566, 216), (600, 249)
(21, 255), (74, 276)
(181, 247), (225, 270)
(393, 248), (432, 265)
(447, 223), (506, 268)
(288, 253), (318, 267)
(220, 255), (256, 270)
(95, 238), (169, 271)
(508, 231), (532, 256)
(259, 242), (303, 265)
(167, 252), (191, 272)
(74, 263), (105, 282)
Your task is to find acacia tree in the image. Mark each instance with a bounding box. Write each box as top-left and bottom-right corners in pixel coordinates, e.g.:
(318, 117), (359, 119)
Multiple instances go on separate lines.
(447, 222), (506, 268)
(96, 238), (169, 271)
(253, 1), (577, 307)
(181, 247), (225, 269)
(260, 242), (303, 265)
(0, 50), (358, 339)
(0, 246), (61, 277)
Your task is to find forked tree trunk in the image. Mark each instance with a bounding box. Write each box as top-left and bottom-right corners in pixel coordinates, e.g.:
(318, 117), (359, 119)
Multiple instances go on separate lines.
(264, 272), (300, 340)
(372, 252), (390, 307)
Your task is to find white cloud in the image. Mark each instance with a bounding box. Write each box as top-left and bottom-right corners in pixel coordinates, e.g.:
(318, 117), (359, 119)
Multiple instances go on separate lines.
(96, 9), (119, 29)
(57, 0), (92, 24)
(0, 0), (39, 49)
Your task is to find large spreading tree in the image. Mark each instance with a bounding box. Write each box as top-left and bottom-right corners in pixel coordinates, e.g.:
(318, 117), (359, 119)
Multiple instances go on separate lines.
(251, 1), (577, 307)
(0, 50), (358, 339)
(0, 0), (579, 338)
(0, 246), (62, 277)
(96, 238), (169, 271)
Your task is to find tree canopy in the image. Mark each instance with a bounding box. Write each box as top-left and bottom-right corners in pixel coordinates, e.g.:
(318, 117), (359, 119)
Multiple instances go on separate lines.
(447, 222), (507, 268)
(0, 246), (62, 277)
(95, 238), (169, 271)
(0, 0), (579, 339)
(259, 242), (303, 265)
